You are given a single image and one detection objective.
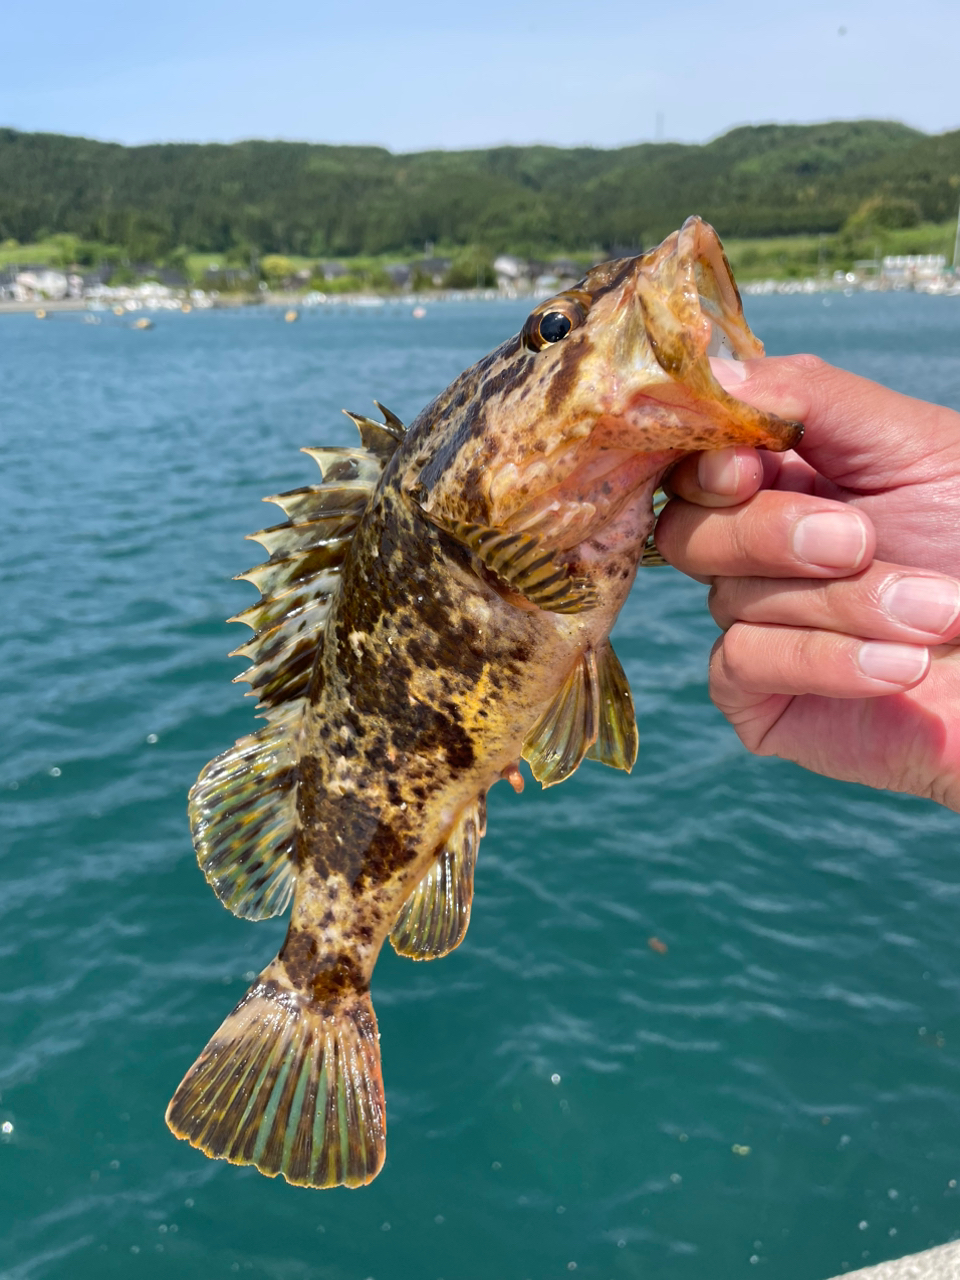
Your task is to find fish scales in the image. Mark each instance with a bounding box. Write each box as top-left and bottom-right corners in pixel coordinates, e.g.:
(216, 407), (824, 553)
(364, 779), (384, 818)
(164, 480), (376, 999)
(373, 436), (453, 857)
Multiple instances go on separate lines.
(166, 218), (802, 1188)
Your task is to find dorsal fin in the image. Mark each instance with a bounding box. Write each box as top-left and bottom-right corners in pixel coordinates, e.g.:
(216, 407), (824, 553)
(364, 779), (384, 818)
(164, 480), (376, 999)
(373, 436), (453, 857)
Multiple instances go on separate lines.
(301, 446), (384, 485)
(342, 401), (405, 462)
(390, 796), (486, 960)
(374, 401), (405, 433)
(230, 405), (403, 713)
(191, 405), (403, 921)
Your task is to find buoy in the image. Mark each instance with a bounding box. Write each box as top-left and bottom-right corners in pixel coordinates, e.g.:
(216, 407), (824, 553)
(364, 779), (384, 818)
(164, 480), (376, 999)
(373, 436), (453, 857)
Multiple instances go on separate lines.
(113, 305), (124, 316)
(284, 309), (299, 323)
(35, 308), (47, 319)
(412, 305), (426, 319)
(132, 317), (154, 330)
(181, 303), (192, 314)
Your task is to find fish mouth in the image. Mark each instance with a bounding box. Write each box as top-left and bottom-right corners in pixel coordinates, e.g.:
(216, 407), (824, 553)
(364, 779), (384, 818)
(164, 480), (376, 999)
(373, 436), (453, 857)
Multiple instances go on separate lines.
(679, 216), (763, 361)
(495, 220), (802, 550)
(621, 216), (803, 454)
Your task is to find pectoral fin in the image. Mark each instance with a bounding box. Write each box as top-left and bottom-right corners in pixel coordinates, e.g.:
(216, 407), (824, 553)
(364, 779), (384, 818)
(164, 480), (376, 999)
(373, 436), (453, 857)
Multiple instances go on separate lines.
(420, 510), (597, 614)
(639, 487), (670, 567)
(390, 796), (486, 960)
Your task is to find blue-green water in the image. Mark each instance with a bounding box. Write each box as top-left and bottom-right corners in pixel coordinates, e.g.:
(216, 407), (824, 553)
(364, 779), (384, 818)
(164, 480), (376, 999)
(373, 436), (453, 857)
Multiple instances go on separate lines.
(3, 295), (960, 1280)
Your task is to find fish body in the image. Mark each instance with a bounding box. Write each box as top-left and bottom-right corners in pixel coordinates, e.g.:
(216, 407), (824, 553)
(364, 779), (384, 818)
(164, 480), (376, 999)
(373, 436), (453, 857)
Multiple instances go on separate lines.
(166, 218), (801, 1188)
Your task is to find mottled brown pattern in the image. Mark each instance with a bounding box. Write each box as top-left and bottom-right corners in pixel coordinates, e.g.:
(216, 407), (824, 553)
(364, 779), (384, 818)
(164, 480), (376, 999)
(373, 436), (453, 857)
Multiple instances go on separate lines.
(169, 219), (805, 1189)
(276, 222), (804, 1006)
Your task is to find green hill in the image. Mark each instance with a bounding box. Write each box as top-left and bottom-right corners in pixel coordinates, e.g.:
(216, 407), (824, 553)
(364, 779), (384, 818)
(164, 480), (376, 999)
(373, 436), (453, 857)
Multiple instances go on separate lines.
(0, 120), (956, 261)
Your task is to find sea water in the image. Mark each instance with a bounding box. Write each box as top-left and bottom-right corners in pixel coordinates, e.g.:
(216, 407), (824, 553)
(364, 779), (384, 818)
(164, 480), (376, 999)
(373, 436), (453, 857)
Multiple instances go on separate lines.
(2, 293), (960, 1280)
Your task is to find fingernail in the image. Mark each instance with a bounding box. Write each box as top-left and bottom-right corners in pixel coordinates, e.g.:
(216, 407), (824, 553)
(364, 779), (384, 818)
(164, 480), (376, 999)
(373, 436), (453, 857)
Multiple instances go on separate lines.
(697, 448), (741, 496)
(857, 642), (929, 685)
(709, 356), (749, 389)
(882, 576), (960, 636)
(791, 511), (867, 570)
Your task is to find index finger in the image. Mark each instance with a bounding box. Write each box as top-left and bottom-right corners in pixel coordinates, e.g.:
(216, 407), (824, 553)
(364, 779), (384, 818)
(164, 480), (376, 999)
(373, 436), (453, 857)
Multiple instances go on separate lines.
(710, 355), (960, 492)
(656, 488), (875, 580)
(665, 443), (820, 508)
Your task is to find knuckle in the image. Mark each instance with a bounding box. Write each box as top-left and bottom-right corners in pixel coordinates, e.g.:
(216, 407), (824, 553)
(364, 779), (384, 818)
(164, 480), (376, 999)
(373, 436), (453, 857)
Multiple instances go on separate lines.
(794, 627), (841, 679)
(706, 580), (733, 628)
(728, 501), (773, 569)
(782, 352), (826, 376)
(707, 634), (729, 687)
(718, 623), (754, 682)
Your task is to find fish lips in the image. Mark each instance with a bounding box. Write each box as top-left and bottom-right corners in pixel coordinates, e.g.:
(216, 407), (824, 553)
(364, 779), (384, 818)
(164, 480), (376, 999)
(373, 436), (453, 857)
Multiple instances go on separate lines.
(618, 216), (803, 455)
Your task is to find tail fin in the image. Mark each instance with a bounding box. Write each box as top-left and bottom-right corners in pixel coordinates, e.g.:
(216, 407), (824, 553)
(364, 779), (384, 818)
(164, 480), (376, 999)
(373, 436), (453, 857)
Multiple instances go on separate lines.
(165, 977), (385, 1189)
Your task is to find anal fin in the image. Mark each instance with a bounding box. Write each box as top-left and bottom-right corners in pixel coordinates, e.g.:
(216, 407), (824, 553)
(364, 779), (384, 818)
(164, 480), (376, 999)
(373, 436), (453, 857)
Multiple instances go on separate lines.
(166, 974), (385, 1189)
(522, 649), (599, 787)
(585, 642), (638, 772)
(390, 796), (486, 960)
(421, 511), (597, 614)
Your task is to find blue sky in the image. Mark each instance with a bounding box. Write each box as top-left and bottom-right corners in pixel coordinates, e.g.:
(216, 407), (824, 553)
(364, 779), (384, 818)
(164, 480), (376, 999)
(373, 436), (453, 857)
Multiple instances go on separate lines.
(4, 0), (958, 151)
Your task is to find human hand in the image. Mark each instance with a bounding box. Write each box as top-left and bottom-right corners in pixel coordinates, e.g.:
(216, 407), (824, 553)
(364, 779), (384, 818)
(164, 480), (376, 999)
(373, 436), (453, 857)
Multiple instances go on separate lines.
(655, 355), (960, 811)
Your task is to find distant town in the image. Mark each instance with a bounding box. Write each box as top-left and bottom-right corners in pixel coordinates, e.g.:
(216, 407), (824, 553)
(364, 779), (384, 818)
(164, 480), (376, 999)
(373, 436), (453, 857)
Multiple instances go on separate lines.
(2, 251), (959, 315)
(0, 252), (587, 310)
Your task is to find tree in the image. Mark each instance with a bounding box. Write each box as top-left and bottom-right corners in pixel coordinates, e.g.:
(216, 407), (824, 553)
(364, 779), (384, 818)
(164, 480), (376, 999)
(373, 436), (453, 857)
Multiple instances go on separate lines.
(261, 254), (296, 282)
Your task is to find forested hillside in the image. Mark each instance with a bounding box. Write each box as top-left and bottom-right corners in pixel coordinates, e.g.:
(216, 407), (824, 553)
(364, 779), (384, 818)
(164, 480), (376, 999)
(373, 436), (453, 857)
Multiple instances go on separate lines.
(1, 120), (957, 260)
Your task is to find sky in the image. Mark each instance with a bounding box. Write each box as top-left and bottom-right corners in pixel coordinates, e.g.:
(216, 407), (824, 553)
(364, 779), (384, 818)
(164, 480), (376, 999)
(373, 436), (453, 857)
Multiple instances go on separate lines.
(3, 0), (959, 152)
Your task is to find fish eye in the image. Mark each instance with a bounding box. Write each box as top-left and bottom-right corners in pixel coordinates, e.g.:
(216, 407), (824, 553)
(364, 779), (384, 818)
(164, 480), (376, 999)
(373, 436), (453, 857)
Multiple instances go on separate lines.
(539, 311), (572, 343)
(522, 293), (589, 352)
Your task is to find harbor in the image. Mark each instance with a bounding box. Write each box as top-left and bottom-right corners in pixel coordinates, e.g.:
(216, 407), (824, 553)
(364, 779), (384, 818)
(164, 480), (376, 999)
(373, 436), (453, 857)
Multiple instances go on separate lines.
(3, 251), (960, 318)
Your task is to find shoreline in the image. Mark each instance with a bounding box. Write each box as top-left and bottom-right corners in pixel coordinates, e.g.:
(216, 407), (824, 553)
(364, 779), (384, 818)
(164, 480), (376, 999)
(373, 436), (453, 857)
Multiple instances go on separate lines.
(3, 276), (960, 317)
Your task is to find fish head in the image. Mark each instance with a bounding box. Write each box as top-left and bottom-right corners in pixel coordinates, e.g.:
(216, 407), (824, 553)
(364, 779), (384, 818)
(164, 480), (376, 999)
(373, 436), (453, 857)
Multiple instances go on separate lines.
(407, 217), (801, 554)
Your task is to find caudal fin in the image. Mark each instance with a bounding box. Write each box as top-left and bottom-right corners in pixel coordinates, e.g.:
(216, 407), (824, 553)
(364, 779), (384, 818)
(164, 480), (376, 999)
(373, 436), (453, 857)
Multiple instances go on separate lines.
(165, 977), (385, 1189)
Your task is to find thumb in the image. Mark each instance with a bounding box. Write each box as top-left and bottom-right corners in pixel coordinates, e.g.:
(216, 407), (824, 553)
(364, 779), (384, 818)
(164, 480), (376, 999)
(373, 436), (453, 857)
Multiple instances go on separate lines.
(709, 354), (960, 492)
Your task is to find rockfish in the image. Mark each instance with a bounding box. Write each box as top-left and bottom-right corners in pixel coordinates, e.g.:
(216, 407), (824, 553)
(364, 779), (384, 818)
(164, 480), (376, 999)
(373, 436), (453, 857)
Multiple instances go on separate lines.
(166, 218), (801, 1188)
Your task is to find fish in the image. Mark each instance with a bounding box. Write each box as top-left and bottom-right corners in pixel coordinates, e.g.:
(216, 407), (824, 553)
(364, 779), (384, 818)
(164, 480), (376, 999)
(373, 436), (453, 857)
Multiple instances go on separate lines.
(165, 216), (802, 1189)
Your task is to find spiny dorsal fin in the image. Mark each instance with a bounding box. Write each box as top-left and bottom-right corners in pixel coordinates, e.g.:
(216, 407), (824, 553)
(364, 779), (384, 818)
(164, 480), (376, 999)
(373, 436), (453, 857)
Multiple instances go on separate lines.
(188, 714), (299, 919)
(374, 401), (405, 434)
(390, 796), (487, 960)
(231, 416), (397, 713)
(301, 446), (383, 485)
(420, 511), (597, 614)
(342, 402), (405, 462)
(585, 642), (638, 772)
(522, 648), (599, 787)
(192, 410), (399, 920)
(263, 482), (371, 524)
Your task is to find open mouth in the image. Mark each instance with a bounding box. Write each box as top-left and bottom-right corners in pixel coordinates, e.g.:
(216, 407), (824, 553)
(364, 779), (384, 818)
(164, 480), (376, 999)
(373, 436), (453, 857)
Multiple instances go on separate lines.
(495, 220), (800, 550)
(676, 216), (766, 364)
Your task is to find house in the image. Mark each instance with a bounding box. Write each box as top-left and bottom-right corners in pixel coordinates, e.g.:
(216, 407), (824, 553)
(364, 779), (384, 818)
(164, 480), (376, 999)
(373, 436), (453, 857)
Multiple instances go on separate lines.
(13, 268), (68, 300)
(493, 254), (524, 280)
(550, 258), (582, 283)
(881, 254), (946, 284)
(204, 266), (251, 289)
(384, 263), (412, 289)
(414, 257), (452, 286)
